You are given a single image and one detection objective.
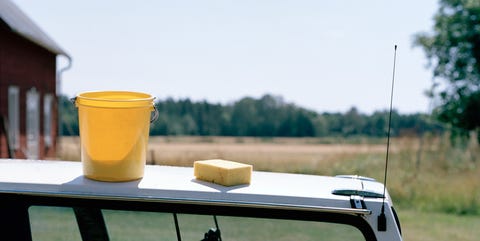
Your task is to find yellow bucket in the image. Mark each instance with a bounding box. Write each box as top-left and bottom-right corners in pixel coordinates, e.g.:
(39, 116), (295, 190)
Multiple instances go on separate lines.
(74, 91), (157, 182)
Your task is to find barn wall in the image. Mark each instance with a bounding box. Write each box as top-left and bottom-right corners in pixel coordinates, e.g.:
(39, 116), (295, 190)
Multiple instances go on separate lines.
(0, 23), (58, 159)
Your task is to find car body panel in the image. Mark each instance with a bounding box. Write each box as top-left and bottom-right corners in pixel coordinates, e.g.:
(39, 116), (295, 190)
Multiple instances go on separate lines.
(0, 159), (402, 240)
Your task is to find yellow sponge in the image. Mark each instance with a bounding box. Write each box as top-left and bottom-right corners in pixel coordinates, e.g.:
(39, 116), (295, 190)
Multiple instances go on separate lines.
(194, 159), (252, 186)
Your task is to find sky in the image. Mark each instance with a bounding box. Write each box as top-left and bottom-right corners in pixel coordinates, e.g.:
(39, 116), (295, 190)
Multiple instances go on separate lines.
(12, 0), (439, 114)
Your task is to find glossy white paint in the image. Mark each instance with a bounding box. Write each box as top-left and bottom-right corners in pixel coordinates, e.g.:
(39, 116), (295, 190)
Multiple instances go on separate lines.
(0, 159), (402, 240)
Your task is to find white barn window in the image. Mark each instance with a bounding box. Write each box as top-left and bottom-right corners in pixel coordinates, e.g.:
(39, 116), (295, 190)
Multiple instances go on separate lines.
(26, 88), (40, 159)
(8, 86), (20, 150)
(43, 94), (54, 147)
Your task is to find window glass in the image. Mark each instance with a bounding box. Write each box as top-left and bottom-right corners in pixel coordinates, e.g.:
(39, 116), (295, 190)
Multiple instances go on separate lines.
(29, 207), (365, 241)
(7, 86), (20, 149)
(176, 214), (365, 241)
(29, 206), (82, 241)
(43, 94), (54, 147)
(26, 87), (40, 159)
(103, 211), (365, 241)
(102, 210), (177, 241)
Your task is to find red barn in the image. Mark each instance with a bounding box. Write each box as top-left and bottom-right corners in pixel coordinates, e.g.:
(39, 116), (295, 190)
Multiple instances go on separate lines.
(0, 0), (71, 159)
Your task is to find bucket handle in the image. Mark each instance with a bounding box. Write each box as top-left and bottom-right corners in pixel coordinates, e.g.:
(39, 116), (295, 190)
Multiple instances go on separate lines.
(70, 97), (159, 123)
(150, 105), (159, 123)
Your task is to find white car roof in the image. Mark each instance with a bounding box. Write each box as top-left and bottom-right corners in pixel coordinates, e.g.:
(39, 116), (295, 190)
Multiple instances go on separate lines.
(0, 159), (403, 241)
(0, 159), (387, 215)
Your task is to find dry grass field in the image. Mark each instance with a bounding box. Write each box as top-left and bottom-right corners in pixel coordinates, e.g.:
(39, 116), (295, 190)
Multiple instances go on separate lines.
(57, 135), (480, 241)
(148, 137), (390, 174)
(59, 136), (390, 173)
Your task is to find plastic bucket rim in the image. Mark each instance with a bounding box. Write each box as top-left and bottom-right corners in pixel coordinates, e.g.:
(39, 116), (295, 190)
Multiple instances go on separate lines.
(75, 91), (155, 109)
(76, 90), (154, 103)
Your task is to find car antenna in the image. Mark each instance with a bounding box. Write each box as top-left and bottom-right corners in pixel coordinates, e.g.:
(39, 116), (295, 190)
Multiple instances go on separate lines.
(378, 44), (397, 232)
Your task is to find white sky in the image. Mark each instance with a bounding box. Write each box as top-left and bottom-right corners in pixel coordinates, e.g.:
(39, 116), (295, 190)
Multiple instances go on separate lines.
(12, 0), (438, 114)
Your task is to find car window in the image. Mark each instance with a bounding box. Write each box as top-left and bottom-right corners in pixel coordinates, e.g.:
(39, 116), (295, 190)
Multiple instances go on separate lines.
(173, 214), (365, 241)
(29, 206), (82, 241)
(30, 206), (365, 241)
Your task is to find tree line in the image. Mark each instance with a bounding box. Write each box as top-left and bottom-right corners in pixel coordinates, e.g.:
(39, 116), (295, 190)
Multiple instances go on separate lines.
(60, 94), (443, 137)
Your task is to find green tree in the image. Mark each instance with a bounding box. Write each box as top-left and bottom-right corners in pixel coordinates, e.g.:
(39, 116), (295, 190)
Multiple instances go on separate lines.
(342, 107), (365, 136)
(230, 97), (258, 136)
(414, 0), (480, 142)
(58, 95), (79, 136)
(363, 111), (387, 137)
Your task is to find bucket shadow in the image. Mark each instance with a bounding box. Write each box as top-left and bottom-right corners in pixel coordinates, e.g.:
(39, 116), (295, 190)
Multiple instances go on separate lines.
(60, 175), (143, 196)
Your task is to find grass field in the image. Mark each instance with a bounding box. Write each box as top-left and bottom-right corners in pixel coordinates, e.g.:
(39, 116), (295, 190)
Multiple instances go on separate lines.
(57, 135), (480, 240)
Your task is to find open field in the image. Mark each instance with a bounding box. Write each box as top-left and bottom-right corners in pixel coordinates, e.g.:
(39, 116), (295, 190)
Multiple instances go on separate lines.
(58, 136), (393, 174)
(57, 135), (480, 240)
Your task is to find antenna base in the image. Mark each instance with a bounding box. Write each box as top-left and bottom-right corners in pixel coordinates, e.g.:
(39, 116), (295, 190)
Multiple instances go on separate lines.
(377, 212), (387, 231)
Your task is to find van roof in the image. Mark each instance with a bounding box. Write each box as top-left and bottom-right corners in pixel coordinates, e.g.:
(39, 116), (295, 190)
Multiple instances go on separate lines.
(0, 159), (387, 215)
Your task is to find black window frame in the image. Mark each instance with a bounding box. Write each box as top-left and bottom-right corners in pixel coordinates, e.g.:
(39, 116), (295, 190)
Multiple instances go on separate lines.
(0, 193), (377, 241)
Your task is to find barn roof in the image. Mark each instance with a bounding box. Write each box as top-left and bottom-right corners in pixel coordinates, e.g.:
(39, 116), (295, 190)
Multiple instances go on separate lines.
(0, 0), (70, 58)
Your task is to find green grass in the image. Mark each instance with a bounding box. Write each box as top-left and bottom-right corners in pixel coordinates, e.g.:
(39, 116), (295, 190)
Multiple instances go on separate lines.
(29, 206), (82, 241)
(398, 208), (480, 241)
